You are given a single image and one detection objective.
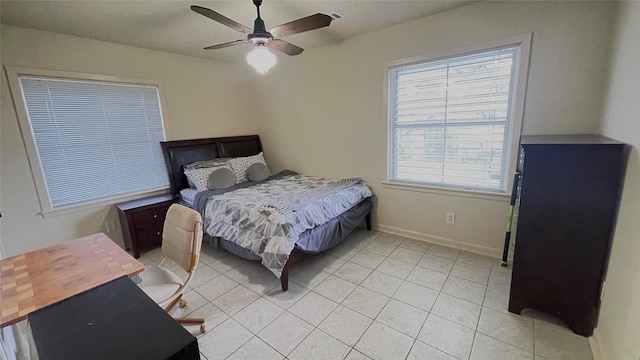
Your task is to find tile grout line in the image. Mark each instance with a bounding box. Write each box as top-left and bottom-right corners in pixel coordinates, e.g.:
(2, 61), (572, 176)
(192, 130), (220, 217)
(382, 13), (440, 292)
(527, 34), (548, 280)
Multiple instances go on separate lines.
(477, 330), (535, 356)
(287, 231), (386, 359)
(401, 244), (439, 360)
(143, 250), (265, 357)
(288, 289), (349, 358)
(160, 233), (536, 360)
(337, 241), (400, 359)
(348, 236), (441, 359)
(464, 262), (489, 360)
(261, 266), (359, 358)
(426, 251), (473, 360)
(338, 237), (455, 358)
(252, 309), (309, 358)
(205, 235), (577, 358)
(317, 234), (405, 358)
(336, 243), (390, 351)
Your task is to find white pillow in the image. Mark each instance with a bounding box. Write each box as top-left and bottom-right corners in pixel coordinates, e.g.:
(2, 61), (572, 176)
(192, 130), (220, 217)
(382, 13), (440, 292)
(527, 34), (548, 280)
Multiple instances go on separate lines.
(227, 152), (269, 184)
(183, 158), (230, 170)
(184, 164), (232, 191)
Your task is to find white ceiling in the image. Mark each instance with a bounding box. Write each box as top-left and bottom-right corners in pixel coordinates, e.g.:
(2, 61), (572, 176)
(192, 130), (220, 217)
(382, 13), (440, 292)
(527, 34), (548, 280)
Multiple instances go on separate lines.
(0, 0), (475, 63)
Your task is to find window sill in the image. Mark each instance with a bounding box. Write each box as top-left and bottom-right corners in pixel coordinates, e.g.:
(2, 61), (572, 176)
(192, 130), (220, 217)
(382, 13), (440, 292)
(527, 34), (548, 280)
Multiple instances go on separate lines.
(381, 181), (510, 202)
(40, 188), (171, 219)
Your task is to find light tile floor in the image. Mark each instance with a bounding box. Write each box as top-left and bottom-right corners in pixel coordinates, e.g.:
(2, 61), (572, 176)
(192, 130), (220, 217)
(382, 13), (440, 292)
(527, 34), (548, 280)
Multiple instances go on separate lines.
(139, 230), (594, 360)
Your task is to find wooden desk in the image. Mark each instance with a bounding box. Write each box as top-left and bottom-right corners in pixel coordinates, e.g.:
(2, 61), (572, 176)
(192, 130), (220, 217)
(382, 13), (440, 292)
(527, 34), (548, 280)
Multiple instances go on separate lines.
(0, 233), (144, 327)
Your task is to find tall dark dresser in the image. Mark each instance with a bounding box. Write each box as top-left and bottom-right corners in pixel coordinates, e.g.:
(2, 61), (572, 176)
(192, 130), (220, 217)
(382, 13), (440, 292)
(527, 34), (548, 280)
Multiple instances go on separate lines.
(508, 135), (630, 336)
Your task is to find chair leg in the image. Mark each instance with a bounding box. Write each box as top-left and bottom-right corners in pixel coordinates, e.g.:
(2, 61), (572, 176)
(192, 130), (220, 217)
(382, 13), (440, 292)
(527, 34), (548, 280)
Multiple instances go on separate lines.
(164, 294), (182, 313)
(174, 317), (206, 333)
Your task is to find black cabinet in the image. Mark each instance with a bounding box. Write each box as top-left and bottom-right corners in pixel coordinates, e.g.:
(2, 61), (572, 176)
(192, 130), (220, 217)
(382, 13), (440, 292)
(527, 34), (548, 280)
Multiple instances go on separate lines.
(30, 276), (199, 360)
(508, 135), (630, 336)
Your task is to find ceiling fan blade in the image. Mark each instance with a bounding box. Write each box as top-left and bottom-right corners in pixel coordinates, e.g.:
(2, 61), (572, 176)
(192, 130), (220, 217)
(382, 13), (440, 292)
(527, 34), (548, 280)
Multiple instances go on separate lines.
(269, 39), (304, 56)
(191, 5), (253, 34)
(270, 13), (332, 38)
(204, 39), (248, 50)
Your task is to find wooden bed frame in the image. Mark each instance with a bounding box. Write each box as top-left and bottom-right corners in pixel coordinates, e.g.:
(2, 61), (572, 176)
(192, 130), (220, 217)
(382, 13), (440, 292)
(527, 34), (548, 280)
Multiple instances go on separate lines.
(160, 135), (371, 291)
(160, 135), (264, 195)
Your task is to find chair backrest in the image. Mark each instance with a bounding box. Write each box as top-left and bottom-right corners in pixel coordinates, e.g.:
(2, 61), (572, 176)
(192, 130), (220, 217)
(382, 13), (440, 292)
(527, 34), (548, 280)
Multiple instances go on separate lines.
(161, 204), (203, 273)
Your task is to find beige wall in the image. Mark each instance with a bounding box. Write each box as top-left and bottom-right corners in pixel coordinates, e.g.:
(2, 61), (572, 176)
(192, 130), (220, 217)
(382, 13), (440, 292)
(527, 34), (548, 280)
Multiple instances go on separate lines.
(594, 2), (640, 359)
(256, 1), (617, 255)
(1, 2), (635, 355)
(0, 25), (260, 256)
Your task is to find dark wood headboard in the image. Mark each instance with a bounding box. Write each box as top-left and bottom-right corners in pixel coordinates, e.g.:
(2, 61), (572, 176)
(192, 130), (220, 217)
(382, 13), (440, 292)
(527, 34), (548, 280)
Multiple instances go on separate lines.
(160, 135), (263, 195)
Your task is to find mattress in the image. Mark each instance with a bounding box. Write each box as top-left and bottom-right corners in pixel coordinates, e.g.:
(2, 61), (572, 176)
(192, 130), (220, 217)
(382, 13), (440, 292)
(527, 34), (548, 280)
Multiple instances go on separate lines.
(209, 198), (372, 261)
(199, 173), (372, 276)
(179, 188), (199, 207)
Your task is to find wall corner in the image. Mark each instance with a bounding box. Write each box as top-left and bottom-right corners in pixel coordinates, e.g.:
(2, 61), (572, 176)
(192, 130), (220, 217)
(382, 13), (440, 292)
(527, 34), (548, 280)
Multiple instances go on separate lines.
(590, 327), (606, 360)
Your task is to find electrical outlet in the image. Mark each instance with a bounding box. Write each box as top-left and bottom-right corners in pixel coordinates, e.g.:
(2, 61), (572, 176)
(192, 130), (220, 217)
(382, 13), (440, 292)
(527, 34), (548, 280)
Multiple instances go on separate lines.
(446, 212), (455, 224)
(105, 221), (116, 233)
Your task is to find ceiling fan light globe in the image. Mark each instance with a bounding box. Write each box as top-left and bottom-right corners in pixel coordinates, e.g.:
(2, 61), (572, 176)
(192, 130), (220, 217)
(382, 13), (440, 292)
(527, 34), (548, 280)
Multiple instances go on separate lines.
(246, 46), (276, 74)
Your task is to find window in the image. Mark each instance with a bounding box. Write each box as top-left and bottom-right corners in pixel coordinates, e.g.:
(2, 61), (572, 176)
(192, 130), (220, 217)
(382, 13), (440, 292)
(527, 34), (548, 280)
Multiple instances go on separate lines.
(8, 68), (168, 213)
(387, 36), (530, 193)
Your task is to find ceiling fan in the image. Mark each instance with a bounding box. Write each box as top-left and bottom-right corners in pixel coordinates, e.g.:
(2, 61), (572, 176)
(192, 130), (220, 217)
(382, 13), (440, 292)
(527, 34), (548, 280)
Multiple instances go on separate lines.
(191, 1), (333, 74)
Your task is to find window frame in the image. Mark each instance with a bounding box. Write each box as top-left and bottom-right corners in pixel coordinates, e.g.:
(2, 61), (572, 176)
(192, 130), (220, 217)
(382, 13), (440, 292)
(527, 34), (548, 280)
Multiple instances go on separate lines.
(384, 34), (532, 197)
(5, 66), (171, 218)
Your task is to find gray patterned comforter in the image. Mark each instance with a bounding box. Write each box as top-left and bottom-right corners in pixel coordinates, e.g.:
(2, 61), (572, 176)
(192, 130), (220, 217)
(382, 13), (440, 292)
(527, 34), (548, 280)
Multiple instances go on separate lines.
(201, 174), (373, 277)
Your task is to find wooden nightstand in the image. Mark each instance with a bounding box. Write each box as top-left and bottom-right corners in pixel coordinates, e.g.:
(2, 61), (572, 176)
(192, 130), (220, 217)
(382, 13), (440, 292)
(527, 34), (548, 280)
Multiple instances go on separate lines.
(115, 194), (178, 258)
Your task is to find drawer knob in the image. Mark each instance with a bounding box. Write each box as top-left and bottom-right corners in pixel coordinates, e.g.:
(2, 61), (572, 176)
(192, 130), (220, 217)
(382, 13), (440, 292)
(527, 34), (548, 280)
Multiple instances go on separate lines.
(153, 214), (158, 218)
(156, 232), (161, 236)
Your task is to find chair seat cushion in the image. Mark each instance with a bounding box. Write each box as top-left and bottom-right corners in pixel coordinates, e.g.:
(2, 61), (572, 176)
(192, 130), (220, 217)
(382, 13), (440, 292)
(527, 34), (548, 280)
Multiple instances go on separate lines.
(138, 264), (184, 304)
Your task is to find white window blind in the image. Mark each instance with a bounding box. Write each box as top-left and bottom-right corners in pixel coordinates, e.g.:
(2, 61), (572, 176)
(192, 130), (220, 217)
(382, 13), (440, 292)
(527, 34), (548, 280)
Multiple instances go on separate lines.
(389, 45), (518, 192)
(19, 76), (168, 208)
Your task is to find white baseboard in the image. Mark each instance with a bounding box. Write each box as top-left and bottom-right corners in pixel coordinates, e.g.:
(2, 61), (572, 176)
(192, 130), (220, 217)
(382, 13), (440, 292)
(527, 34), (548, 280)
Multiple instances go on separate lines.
(590, 328), (605, 360)
(376, 223), (512, 260)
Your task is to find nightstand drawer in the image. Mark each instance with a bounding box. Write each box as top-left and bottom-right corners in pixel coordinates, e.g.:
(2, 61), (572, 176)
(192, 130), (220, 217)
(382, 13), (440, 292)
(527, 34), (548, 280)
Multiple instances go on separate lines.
(132, 205), (171, 230)
(115, 194), (177, 258)
(135, 227), (164, 248)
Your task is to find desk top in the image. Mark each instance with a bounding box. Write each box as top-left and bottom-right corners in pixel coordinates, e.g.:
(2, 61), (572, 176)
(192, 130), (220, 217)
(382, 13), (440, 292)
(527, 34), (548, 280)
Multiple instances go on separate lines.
(28, 276), (199, 360)
(0, 233), (144, 327)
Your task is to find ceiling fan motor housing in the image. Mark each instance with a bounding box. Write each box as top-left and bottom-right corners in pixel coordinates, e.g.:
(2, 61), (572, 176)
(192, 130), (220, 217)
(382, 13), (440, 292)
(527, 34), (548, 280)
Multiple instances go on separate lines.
(249, 17), (272, 45)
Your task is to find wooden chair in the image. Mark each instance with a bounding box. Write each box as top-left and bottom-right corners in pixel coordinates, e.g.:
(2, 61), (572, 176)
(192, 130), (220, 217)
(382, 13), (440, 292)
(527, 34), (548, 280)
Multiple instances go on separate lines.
(138, 204), (206, 333)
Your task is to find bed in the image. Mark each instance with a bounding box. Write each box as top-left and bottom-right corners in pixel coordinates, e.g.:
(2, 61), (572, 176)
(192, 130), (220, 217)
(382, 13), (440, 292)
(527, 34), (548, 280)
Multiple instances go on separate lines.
(160, 135), (373, 291)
